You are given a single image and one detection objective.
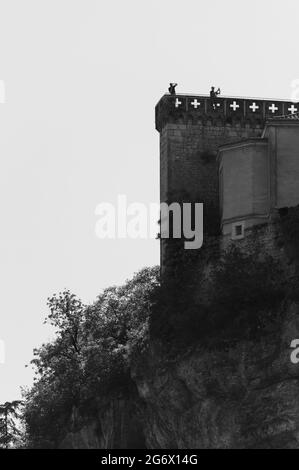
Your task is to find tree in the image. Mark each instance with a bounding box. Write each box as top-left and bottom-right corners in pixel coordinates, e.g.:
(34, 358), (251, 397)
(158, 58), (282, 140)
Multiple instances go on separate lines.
(0, 400), (22, 448)
(22, 267), (160, 448)
(23, 290), (86, 448)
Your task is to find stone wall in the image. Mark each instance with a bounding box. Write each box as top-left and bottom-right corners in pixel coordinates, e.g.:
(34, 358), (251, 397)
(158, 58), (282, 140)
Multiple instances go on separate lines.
(160, 122), (262, 206)
(156, 94), (299, 268)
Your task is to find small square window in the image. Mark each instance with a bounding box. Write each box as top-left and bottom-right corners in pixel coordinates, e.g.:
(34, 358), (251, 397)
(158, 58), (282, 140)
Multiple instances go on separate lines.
(232, 222), (245, 240)
(235, 225), (243, 236)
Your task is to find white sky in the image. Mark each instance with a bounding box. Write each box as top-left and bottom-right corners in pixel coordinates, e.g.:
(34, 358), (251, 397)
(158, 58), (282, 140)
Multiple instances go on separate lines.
(0, 0), (298, 402)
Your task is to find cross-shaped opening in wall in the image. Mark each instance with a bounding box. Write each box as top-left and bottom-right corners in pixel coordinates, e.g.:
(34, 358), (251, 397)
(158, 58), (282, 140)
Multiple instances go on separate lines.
(288, 104), (298, 114)
(191, 99), (200, 109)
(249, 102), (259, 112)
(175, 98), (182, 108)
(269, 104), (278, 113)
(230, 101), (240, 111)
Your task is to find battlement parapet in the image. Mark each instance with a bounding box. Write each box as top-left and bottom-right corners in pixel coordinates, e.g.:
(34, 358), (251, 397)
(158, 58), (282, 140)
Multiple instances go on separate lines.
(155, 94), (299, 132)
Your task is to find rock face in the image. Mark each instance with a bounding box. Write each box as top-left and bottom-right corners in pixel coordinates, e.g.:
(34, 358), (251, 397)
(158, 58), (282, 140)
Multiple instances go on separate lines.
(60, 302), (299, 449)
(60, 394), (145, 449)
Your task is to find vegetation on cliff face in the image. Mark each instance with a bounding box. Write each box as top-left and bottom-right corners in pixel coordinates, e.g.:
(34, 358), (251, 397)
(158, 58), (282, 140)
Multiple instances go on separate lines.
(151, 244), (286, 350)
(0, 401), (23, 448)
(279, 205), (299, 263)
(23, 267), (159, 448)
(21, 241), (290, 448)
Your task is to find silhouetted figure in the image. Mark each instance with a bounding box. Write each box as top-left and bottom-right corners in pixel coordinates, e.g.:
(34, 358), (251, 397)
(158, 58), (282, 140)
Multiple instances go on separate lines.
(210, 86), (221, 110)
(168, 83), (178, 95)
(210, 86), (221, 99)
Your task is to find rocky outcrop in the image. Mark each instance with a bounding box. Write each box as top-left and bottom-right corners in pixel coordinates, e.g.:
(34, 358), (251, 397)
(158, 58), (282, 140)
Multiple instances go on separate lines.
(60, 301), (299, 449)
(60, 393), (145, 449)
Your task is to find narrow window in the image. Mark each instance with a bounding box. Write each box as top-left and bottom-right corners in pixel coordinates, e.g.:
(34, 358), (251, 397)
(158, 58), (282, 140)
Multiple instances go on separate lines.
(235, 225), (242, 236)
(232, 221), (245, 240)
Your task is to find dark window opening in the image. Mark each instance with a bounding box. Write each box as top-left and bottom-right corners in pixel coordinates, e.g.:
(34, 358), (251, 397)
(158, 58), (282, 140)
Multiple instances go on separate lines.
(235, 224), (243, 236)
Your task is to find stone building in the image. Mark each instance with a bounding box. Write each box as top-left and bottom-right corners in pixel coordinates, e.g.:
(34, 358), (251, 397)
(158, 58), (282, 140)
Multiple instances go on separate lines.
(155, 93), (299, 267)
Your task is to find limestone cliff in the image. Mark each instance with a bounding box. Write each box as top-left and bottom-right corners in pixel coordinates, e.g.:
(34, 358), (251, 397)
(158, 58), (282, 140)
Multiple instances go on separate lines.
(60, 300), (299, 449)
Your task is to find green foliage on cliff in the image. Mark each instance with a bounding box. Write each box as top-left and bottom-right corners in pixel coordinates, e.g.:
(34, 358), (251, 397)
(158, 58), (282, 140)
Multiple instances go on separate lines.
(279, 206), (299, 245)
(207, 246), (286, 340)
(150, 245), (286, 348)
(23, 267), (159, 449)
(0, 401), (23, 448)
(279, 205), (299, 263)
(22, 245), (287, 447)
